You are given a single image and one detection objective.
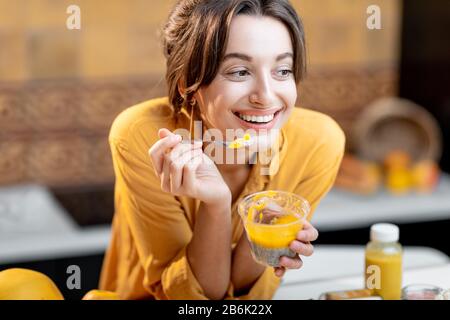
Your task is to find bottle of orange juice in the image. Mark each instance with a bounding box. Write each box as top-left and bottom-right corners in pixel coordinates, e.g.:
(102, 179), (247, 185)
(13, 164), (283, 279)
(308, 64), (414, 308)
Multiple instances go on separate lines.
(365, 223), (403, 300)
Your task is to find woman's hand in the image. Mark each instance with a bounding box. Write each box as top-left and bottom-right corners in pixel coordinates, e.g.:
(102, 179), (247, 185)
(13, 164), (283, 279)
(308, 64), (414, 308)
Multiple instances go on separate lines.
(148, 128), (231, 206)
(274, 220), (318, 277)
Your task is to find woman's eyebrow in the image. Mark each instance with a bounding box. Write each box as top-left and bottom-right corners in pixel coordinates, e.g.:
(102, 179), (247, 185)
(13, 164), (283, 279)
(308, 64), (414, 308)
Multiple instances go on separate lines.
(222, 52), (293, 62)
(275, 52), (294, 61)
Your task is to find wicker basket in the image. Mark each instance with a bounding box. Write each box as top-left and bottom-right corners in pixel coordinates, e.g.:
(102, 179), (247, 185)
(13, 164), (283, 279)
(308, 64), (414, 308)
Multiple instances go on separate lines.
(353, 98), (442, 163)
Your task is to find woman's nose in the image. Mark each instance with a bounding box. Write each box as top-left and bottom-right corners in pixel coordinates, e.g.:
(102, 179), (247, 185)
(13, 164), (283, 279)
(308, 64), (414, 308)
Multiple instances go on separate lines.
(249, 74), (277, 107)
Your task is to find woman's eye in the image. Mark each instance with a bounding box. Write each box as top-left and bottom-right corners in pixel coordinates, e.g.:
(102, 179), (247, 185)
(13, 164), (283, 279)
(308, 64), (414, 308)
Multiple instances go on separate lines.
(277, 69), (293, 78)
(226, 68), (292, 80)
(229, 70), (249, 77)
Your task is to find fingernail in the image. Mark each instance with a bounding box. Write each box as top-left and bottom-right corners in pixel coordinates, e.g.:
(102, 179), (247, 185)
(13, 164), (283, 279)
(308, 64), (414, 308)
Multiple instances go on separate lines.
(174, 134), (182, 141)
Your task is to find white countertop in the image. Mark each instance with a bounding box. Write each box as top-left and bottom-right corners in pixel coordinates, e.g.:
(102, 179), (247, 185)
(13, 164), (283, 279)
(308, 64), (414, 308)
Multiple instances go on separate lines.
(280, 245), (449, 286)
(275, 263), (450, 300)
(0, 225), (111, 264)
(0, 184), (78, 234)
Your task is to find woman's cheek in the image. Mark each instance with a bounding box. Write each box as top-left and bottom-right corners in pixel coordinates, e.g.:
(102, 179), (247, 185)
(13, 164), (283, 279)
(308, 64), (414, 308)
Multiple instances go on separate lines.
(287, 82), (298, 105)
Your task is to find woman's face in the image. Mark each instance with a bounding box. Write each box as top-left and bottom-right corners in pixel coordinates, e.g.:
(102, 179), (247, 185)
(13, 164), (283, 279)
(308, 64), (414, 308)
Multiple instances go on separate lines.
(195, 15), (298, 144)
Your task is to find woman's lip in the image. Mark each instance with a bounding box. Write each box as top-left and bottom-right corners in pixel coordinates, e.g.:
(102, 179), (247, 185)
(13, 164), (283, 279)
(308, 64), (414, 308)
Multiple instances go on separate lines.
(232, 108), (282, 116)
(233, 110), (282, 130)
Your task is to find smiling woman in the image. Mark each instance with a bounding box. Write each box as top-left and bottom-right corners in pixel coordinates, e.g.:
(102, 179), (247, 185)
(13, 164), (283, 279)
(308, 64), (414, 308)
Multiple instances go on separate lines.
(98, 0), (345, 300)
(199, 15), (298, 137)
(163, 0), (306, 115)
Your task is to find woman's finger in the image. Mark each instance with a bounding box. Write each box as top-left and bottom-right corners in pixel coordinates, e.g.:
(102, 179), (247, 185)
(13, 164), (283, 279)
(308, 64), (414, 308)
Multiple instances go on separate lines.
(279, 255), (303, 269)
(149, 134), (182, 175)
(168, 140), (202, 161)
(161, 141), (201, 191)
(160, 153), (171, 192)
(170, 147), (203, 193)
(274, 266), (286, 277)
(289, 240), (314, 257)
(182, 153), (204, 191)
(158, 128), (172, 139)
(296, 220), (319, 242)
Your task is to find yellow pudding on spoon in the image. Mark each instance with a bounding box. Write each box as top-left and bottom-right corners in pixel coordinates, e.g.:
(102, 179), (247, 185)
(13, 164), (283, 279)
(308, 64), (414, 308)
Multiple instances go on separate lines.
(228, 133), (252, 149)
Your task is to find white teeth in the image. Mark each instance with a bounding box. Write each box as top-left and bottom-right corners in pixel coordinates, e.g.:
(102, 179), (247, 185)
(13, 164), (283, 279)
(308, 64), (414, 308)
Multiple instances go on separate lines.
(237, 112), (275, 123)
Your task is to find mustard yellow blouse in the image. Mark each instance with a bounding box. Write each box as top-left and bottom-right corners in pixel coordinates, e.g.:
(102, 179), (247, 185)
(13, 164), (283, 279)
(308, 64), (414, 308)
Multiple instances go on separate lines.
(99, 97), (345, 300)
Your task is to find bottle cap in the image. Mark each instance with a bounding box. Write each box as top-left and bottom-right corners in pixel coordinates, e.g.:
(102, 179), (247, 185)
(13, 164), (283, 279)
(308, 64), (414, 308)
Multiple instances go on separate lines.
(370, 223), (399, 242)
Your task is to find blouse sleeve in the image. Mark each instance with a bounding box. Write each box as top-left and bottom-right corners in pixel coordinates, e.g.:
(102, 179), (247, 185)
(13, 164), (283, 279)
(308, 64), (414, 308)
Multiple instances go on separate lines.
(109, 137), (210, 299)
(228, 267), (282, 300)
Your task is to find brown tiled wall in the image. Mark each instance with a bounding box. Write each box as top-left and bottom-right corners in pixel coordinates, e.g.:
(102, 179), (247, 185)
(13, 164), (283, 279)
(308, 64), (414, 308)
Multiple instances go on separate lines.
(0, 77), (166, 186)
(0, 0), (400, 187)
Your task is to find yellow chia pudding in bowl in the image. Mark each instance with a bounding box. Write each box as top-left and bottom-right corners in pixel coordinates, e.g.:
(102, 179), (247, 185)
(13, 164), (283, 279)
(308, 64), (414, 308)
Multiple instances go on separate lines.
(238, 190), (310, 267)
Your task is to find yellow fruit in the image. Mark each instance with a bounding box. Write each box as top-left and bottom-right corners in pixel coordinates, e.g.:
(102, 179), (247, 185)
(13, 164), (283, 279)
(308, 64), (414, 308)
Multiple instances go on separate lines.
(0, 268), (64, 300)
(82, 290), (119, 300)
(386, 168), (412, 194)
(228, 134), (252, 149)
(411, 160), (440, 193)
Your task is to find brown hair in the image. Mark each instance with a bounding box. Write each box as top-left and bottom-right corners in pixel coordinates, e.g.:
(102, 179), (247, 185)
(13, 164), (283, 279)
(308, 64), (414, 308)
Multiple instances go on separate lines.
(162, 0), (306, 115)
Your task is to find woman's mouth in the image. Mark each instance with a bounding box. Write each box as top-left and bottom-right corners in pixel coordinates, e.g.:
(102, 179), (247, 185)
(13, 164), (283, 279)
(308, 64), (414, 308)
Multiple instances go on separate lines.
(232, 109), (282, 130)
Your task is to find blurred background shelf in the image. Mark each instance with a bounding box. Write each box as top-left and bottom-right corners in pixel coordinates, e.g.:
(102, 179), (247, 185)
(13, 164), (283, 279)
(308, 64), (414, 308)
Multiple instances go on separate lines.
(313, 174), (450, 232)
(313, 174), (450, 257)
(0, 184), (78, 234)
